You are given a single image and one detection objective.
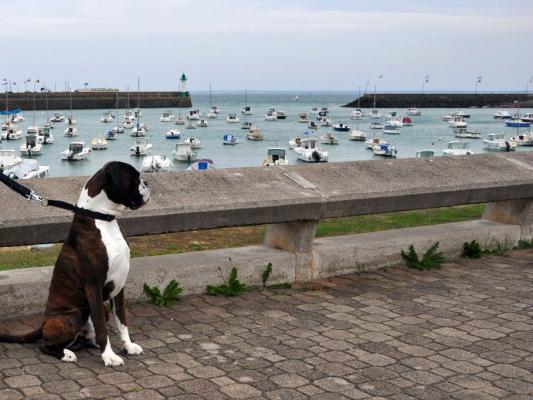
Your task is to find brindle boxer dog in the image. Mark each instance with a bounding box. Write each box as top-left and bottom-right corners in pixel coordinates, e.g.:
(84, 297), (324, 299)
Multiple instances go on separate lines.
(0, 161), (150, 366)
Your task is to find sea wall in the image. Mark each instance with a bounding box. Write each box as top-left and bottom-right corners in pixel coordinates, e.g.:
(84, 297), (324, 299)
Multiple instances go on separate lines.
(0, 91), (193, 111)
(342, 93), (532, 108)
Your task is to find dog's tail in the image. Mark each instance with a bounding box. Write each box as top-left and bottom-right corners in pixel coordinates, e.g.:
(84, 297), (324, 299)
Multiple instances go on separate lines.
(0, 327), (42, 343)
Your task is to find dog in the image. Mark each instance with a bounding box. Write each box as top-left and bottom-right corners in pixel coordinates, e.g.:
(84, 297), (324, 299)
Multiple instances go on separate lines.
(0, 161), (150, 366)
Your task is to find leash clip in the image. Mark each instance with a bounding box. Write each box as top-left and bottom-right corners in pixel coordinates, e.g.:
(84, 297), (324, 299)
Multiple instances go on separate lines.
(27, 191), (48, 206)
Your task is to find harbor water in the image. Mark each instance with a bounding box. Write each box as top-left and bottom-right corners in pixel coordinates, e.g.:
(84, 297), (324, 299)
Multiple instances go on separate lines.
(2, 91), (532, 177)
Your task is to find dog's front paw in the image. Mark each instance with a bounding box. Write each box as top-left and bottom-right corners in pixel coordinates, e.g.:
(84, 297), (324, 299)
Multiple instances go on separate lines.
(62, 349), (77, 363)
(102, 352), (124, 367)
(124, 342), (143, 355)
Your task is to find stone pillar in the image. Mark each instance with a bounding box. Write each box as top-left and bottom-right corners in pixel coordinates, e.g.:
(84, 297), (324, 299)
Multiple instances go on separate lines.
(483, 200), (533, 241)
(264, 221), (319, 281)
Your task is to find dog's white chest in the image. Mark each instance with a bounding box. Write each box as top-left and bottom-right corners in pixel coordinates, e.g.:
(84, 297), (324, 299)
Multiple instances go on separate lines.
(95, 220), (130, 298)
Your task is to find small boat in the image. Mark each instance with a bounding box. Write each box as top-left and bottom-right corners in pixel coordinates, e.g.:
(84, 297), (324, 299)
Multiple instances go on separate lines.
(332, 123), (350, 132)
(2, 158), (49, 179)
(91, 135), (108, 150)
(112, 125), (125, 134)
(223, 134), (239, 145)
(366, 137), (387, 149)
(187, 109), (200, 121)
(382, 124), (400, 135)
(511, 133), (533, 146)
(521, 113), (533, 123)
(131, 124), (147, 137)
(175, 114), (186, 125)
(61, 142), (91, 161)
(443, 141), (474, 156)
(65, 114), (76, 125)
(289, 137), (303, 149)
(39, 126), (54, 144)
(19, 135), (42, 156)
(226, 113), (240, 123)
(320, 133), (339, 145)
(197, 119), (208, 127)
(0, 149), (22, 169)
(385, 112), (403, 128)
(369, 121), (383, 130)
(241, 105), (253, 115)
(210, 106), (220, 115)
(166, 129), (181, 139)
(483, 133), (517, 152)
(373, 143), (397, 157)
(369, 109), (382, 119)
(263, 148), (289, 166)
(124, 110), (135, 121)
(276, 111), (287, 120)
(351, 109), (364, 120)
(207, 110), (218, 119)
(319, 117), (332, 127)
(456, 110), (471, 118)
(308, 121), (318, 130)
(293, 138), (328, 162)
(265, 110), (277, 121)
(133, 107), (142, 118)
(160, 111), (175, 122)
(50, 112), (64, 122)
(407, 107), (421, 116)
(1, 120), (14, 130)
(298, 113), (309, 123)
(493, 110), (513, 120)
(64, 127), (78, 137)
(449, 116), (467, 129)
(246, 126), (264, 141)
(182, 137), (202, 149)
(130, 139), (153, 156)
(317, 109), (329, 118)
(416, 150), (435, 158)
(141, 154), (173, 172)
(440, 114), (455, 121)
(241, 121), (253, 130)
(173, 142), (198, 162)
(26, 125), (39, 135)
(453, 128), (481, 139)
(11, 112), (24, 123)
(105, 130), (117, 140)
(3, 127), (22, 140)
(506, 119), (530, 128)
(402, 117), (413, 126)
(122, 119), (134, 129)
(187, 159), (215, 171)
(348, 130), (367, 141)
(310, 107), (320, 114)
(100, 112), (114, 123)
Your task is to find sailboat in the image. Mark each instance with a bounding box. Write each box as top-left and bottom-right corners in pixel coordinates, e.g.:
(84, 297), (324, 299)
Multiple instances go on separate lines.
(111, 91), (124, 134)
(122, 87), (135, 129)
(369, 86), (382, 120)
(131, 78), (147, 137)
(241, 89), (252, 115)
(43, 91), (55, 130)
(207, 83), (218, 118)
(26, 86), (39, 134)
(66, 90), (76, 125)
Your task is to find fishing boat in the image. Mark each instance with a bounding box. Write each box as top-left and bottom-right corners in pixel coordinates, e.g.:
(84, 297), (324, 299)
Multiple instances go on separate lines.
(522, 113), (533, 123)
(50, 112), (65, 123)
(64, 127), (78, 137)
(241, 121), (253, 130)
(91, 135), (108, 150)
(187, 159), (215, 171)
(402, 117), (413, 126)
(173, 142), (198, 162)
(141, 154), (173, 172)
(369, 121), (383, 130)
(263, 148), (289, 166)
(293, 138), (328, 162)
(19, 135), (42, 156)
(416, 150), (435, 158)
(407, 107), (421, 116)
(276, 111), (287, 120)
(197, 119), (208, 127)
(105, 130), (117, 140)
(130, 123), (147, 137)
(506, 119), (530, 128)
(39, 126), (54, 144)
(166, 129), (181, 139)
(130, 138), (152, 156)
(65, 91), (76, 125)
(26, 125), (39, 135)
(246, 126), (263, 141)
(493, 110), (513, 120)
(2, 159), (49, 179)
(187, 109), (200, 121)
(0, 149), (22, 169)
(61, 142), (91, 161)
(182, 137), (202, 149)
(186, 122), (196, 129)
(175, 114), (186, 125)
(265, 109), (277, 121)
(319, 117), (332, 127)
(289, 137), (303, 149)
(332, 122), (350, 132)
(365, 137), (388, 149)
(3, 127), (22, 140)
(348, 129), (367, 141)
(223, 134), (239, 145)
(226, 113), (240, 123)
(100, 112), (114, 123)
(442, 141), (474, 156)
(160, 110), (175, 122)
(241, 106), (253, 115)
(456, 110), (471, 118)
(307, 121), (318, 130)
(320, 132), (339, 145)
(207, 84), (219, 119)
(511, 133), (533, 146)
(298, 113), (309, 123)
(483, 133), (516, 152)
(373, 143), (397, 157)
(453, 128), (481, 139)
(351, 109), (364, 120)
(449, 116), (467, 129)
(382, 124), (400, 135)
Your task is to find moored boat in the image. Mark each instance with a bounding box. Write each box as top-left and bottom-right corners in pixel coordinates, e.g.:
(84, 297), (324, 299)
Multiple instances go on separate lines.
(263, 148), (289, 166)
(293, 138), (328, 162)
(61, 142), (91, 161)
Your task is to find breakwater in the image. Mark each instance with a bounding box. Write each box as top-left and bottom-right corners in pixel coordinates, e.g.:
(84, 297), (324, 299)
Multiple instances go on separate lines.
(0, 91), (192, 111)
(343, 93), (532, 108)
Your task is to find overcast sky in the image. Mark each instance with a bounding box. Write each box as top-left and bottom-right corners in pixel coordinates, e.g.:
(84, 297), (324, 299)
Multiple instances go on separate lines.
(3, 0), (533, 92)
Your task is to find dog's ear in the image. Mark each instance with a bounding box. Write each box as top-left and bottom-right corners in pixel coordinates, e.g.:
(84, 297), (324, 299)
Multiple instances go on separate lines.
(104, 162), (125, 191)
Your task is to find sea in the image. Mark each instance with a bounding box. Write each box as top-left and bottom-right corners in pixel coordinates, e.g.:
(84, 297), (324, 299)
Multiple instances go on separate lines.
(2, 91), (532, 177)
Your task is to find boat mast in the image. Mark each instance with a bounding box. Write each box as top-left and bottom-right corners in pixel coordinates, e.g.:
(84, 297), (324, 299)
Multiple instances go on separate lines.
(137, 77), (141, 126)
(32, 82), (36, 126)
(373, 85), (377, 109)
(209, 83), (212, 109)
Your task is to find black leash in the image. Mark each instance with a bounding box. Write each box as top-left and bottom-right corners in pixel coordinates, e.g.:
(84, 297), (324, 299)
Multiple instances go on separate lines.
(0, 169), (115, 222)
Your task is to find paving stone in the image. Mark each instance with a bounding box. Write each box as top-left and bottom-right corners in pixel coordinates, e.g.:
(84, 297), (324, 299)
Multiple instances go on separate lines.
(220, 383), (261, 399)
(270, 373), (309, 388)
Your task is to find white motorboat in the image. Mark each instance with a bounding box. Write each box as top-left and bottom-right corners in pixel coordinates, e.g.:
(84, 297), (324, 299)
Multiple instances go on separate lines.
(241, 106), (253, 115)
(440, 113), (455, 121)
(186, 122), (196, 129)
(160, 111), (175, 122)
(223, 134), (239, 145)
(289, 137), (303, 150)
(382, 124), (400, 135)
(333, 123), (350, 132)
(112, 125), (124, 134)
(131, 124), (147, 137)
(308, 121), (318, 130)
(226, 113), (239, 123)
(443, 141), (474, 156)
(207, 110), (218, 119)
(0, 149), (22, 169)
(187, 159), (215, 171)
(182, 137), (202, 149)
(166, 129), (181, 139)
(11, 112), (24, 123)
(263, 148), (289, 166)
(453, 128), (481, 139)
(141, 154), (173, 172)
(317, 108), (329, 118)
(100, 112), (114, 123)
(91, 135), (108, 150)
(483, 134), (517, 151)
(197, 119), (208, 128)
(50, 112), (64, 122)
(385, 112), (403, 128)
(39, 126), (54, 144)
(416, 150), (435, 158)
(373, 143), (397, 157)
(246, 126), (264, 141)
(1, 120), (14, 130)
(276, 111), (287, 120)
(298, 113), (309, 123)
(407, 107), (421, 116)
(293, 138), (328, 162)
(133, 107), (142, 118)
(265, 110), (277, 121)
(369, 121), (383, 130)
(20, 135), (42, 156)
(130, 139), (153, 156)
(187, 109), (200, 121)
(26, 125), (39, 135)
(3, 127), (22, 140)
(320, 133), (339, 145)
(210, 106), (220, 115)
(61, 142), (91, 161)
(456, 110), (470, 118)
(521, 113), (533, 123)
(65, 114), (76, 125)
(449, 116), (467, 129)
(2, 159), (49, 179)
(493, 110), (513, 120)
(122, 119), (134, 129)
(366, 137), (388, 149)
(369, 109), (382, 119)
(351, 109), (364, 120)
(348, 130), (367, 141)
(241, 121), (253, 130)
(124, 110), (135, 121)
(511, 133), (533, 146)
(64, 127), (78, 137)
(175, 114), (186, 125)
(173, 142), (198, 162)
(310, 107), (320, 114)
(319, 117), (332, 127)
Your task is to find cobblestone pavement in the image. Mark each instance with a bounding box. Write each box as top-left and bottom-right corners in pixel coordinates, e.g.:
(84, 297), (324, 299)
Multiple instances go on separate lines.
(1, 250), (533, 399)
